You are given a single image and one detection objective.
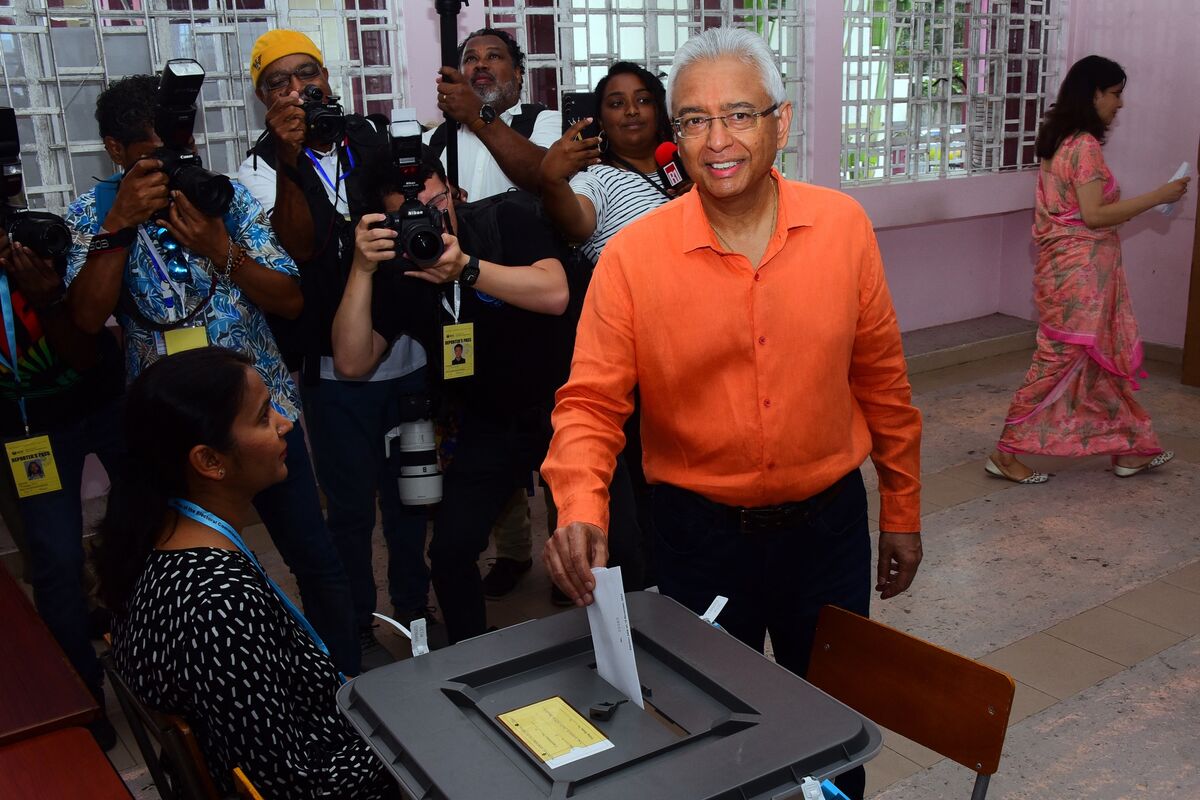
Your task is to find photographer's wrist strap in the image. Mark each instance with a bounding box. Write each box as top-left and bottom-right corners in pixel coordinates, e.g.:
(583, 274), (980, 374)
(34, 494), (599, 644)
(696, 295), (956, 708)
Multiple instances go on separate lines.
(0, 273), (64, 497)
(440, 281), (474, 380)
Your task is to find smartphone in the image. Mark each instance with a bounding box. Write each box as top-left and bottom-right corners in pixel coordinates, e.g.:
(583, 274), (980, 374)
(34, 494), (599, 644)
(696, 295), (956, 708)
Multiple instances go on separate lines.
(561, 91), (600, 140)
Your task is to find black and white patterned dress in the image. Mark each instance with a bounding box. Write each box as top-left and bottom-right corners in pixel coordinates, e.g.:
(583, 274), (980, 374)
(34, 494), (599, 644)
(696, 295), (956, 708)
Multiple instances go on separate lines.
(112, 548), (394, 798)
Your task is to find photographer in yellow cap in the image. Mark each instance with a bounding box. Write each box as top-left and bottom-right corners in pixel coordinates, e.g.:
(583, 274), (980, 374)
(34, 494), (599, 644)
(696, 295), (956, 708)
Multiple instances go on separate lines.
(237, 29), (434, 672)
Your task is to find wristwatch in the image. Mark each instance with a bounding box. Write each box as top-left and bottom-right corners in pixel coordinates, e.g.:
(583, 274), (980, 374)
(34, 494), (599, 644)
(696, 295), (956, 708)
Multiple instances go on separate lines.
(469, 104), (497, 133)
(459, 255), (481, 286)
(89, 226), (136, 253)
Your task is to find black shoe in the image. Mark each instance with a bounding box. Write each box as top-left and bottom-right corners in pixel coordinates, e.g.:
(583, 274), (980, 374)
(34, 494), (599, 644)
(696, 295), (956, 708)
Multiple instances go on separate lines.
(359, 626), (396, 671)
(550, 584), (574, 607)
(482, 558), (533, 599)
(88, 714), (118, 751)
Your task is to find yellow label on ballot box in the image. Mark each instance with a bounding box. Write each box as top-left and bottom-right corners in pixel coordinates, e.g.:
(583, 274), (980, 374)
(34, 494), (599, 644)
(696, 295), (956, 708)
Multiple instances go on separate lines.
(497, 696), (615, 769)
(442, 322), (474, 380)
(163, 325), (209, 355)
(6, 435), (62, 498)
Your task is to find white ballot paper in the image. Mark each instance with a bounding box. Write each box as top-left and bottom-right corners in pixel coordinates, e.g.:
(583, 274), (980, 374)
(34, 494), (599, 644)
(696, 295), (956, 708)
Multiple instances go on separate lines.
(586, 567), (643, 709)
(1159, 161), (1190, 215)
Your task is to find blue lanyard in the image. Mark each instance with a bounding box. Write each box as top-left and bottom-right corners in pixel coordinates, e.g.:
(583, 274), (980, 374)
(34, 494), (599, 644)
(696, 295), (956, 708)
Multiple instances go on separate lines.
(304, 142), (355, 196)
(0, 274), (30, 434)
(168, 498), (346, 683)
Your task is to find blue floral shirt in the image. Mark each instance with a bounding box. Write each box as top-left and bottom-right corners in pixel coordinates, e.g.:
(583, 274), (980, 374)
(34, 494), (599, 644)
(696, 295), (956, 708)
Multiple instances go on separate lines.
(64, 183), (302, 420)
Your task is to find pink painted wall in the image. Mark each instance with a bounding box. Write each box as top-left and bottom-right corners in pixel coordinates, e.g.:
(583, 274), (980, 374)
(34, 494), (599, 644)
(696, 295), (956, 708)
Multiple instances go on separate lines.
(402, 0), (485, 126)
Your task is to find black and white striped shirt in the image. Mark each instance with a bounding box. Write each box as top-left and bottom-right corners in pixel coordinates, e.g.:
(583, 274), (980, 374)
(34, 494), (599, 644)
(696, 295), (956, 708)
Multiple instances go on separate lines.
(570, 164), (672, 264)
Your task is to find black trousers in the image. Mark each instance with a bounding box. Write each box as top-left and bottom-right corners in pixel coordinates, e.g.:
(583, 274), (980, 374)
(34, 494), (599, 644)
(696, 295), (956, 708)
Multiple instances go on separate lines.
(650, 469), (872, 799)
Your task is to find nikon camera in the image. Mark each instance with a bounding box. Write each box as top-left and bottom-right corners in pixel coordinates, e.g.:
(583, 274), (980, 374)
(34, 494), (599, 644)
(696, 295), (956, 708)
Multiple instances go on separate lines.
(371, 108), (446, 272)
(0, 107), (71, 258)
(152, 59), (233, 217)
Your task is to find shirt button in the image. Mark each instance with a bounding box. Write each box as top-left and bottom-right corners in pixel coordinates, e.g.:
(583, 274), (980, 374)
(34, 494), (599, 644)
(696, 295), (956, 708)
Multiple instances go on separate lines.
(763, 399), (771, 408)
(758, 336), (767, 345)
(754, 273), (761, 282)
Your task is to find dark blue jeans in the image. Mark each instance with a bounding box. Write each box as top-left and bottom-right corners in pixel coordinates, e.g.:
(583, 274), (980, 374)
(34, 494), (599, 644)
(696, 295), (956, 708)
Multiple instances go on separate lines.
(301, 369), (431, 628)
(651, 469), (871, 799)
(251, 424), (359, 675)
(17, 395), (126, 699)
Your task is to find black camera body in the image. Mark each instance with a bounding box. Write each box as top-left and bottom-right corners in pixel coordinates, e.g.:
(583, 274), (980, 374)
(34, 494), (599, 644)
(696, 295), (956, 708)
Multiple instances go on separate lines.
(300, 85), (346, 142)
(0, 107), (71, 259)
(371, 109), (446, 272)
(152, 59), (233, 217)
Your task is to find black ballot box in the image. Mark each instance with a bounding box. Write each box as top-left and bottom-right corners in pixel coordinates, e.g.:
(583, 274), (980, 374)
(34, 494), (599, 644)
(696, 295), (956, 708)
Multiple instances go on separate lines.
(337, 591), (882, 799)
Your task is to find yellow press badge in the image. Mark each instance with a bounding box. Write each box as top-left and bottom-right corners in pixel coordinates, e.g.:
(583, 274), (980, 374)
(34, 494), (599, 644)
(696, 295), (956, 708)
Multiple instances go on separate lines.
(6, 435), (62, 498)
(163, 325), (209, 355)
(442, 322), (474, 380)
(497, 696), (614, 769)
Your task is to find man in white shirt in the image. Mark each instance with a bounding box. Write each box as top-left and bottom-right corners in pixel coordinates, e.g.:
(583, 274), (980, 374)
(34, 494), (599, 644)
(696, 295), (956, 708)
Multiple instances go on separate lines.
(238, 30), (433, 668)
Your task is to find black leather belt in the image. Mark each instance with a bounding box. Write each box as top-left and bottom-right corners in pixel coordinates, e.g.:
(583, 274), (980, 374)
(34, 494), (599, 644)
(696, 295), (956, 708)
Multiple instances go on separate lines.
(725, 473), (848, 534)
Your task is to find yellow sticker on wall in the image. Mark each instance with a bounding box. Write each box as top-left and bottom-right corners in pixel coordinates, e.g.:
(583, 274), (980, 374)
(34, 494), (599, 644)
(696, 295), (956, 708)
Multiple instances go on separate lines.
(497, 696), (614, 769)
(6, 435), (63, 498)
(442, 322), (474, 380)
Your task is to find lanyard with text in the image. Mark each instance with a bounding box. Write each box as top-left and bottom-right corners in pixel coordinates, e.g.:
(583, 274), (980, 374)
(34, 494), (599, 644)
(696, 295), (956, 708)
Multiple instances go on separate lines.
(304, 142), (356, 199)
(168, 498), (346, 683)
(440, 281), (474, 379)
(0, 273), (29, 433)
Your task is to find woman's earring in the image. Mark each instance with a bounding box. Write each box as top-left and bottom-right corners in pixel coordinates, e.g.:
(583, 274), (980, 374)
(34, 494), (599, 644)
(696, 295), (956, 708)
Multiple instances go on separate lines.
(218, 468), (226, 478)
(597, 130), (609, 154)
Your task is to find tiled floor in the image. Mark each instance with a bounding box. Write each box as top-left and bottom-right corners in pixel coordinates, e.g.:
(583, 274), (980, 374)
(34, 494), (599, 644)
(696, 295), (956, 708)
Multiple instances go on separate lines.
(4, 348), (1199, 799)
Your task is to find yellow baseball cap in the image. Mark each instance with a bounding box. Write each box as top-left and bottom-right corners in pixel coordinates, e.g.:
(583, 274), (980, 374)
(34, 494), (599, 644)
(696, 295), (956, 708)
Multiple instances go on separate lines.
(249, 29), (323, 87)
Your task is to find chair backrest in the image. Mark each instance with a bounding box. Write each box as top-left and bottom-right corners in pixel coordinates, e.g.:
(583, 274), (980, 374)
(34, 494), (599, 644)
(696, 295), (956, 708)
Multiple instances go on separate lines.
(232, 767), (264, 800)
(807, 606), (1015, 787)
(100, 652), (222, 800)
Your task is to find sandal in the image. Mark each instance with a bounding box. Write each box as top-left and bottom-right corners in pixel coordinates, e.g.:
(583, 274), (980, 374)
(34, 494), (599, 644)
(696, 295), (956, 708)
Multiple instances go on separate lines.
(985, 457), (1049, 485)
(1112, 451), (1174, 478)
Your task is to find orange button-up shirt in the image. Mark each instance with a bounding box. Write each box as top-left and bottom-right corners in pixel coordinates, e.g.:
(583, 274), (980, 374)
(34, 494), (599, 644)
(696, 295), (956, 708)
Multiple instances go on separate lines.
(542, 171), (922, 534)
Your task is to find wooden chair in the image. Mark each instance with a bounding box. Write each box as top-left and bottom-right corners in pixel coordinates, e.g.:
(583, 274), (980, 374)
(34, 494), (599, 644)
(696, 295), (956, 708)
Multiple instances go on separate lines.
(232, 767), (264, 800)
(807, 606), (1016, 800)
(99, 652), (223, 800)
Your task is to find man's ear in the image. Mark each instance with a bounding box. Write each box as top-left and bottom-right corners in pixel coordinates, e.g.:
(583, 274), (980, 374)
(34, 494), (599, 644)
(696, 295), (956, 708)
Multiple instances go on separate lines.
(102, 136), (125, 167)
(187, 444), (228, 483)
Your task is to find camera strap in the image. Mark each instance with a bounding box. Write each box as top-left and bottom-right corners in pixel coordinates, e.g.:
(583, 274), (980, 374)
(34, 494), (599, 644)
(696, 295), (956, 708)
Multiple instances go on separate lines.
(606, 153), (673, 200)
(138, 226), (190, 321)
(440, 280), (461, 323)
(0, 274), (30, 434)
(304, 142), (355, 213)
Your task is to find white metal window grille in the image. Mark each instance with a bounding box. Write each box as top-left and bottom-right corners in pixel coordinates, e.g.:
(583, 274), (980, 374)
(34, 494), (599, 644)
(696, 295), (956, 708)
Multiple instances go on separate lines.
(0, 0), (406, 214)
(482, 0), (806, 180)
(841, 0), (1059, 185)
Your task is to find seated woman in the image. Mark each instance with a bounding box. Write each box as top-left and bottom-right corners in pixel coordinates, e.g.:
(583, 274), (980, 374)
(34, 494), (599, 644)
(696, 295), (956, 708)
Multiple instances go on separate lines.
(96, 347), (394, 799)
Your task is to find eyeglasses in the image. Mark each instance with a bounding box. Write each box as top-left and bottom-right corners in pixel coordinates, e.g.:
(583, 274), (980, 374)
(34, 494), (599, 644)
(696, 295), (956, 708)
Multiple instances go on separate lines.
(262, 62), (322, 94)
(673, 103), (779, 139)
(426, 190), (450, 211)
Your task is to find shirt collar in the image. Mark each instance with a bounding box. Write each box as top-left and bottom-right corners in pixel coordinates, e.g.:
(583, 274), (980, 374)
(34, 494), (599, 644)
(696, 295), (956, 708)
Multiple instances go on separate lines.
(680, 168), (815, 254)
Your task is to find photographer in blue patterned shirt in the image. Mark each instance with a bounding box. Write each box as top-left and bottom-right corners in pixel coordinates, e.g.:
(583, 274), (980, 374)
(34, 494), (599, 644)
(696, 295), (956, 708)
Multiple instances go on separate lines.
(62, 75), (361, 677)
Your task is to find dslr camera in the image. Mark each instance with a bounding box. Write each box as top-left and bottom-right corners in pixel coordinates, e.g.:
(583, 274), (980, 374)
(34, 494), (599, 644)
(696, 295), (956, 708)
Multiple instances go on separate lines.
(152, 59), (233, 217)
(299, 84), (346, 142)
(0, 107), (71, 258)
(372, 108), (447, 272)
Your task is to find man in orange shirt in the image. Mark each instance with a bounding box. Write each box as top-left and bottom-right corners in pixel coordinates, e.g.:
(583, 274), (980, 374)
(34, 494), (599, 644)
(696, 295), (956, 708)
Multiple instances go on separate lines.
(541, 29), (923, 784)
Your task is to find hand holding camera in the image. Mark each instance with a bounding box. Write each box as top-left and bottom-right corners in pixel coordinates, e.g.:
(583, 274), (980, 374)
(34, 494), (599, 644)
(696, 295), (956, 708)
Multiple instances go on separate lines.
(541, 117), (603, 185)
(104, 158), (169, 231)
(264, 91), (308, 165)
(352, 213), (399, 276)
(403, 232), (467, 286)
(0, 229), (63, 310)
(161, 190), (230, 265)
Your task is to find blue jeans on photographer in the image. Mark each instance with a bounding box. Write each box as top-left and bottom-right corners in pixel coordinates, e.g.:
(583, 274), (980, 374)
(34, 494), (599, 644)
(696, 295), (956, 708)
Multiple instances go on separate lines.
(18, 395), (126, 700)
(301, 367), (431, 629)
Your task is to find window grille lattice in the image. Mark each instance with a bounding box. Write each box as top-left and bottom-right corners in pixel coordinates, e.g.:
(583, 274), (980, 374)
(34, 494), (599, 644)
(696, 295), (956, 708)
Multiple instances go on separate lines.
(842, 0), (1059, 185)
(484, 0), (806, 180)
(0, 0), (405, 213)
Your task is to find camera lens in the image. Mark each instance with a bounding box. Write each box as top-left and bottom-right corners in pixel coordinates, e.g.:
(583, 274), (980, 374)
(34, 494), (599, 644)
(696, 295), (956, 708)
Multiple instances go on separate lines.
(172, 164), (234, 217)
(8, 212), (72, 259)
(407, 229), (443, 264)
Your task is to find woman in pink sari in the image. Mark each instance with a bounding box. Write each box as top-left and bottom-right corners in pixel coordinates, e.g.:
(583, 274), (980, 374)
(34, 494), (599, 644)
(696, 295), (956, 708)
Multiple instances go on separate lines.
(988, 56), (1190, 484)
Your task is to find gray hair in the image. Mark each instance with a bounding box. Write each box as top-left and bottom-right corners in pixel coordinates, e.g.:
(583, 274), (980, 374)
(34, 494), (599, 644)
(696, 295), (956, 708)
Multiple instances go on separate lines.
(666, 27), (786, 115)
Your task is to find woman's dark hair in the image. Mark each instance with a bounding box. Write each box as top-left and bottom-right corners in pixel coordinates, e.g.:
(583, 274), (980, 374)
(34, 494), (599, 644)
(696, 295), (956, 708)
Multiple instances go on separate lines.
(594, 62), (674, 161)
(457, 27), (526, 73)
(95, 74), (159, 145)
(95, 348), (253, 613)
(1034, 55), (1126, 160)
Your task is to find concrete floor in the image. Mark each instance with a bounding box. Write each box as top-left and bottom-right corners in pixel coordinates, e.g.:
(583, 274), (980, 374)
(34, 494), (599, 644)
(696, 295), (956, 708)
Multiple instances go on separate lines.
(10, 346), (1200, 799)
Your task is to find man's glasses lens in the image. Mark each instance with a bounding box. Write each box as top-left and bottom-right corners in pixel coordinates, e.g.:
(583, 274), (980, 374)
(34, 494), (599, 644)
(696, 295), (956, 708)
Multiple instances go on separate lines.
(267, 64), (321, 92)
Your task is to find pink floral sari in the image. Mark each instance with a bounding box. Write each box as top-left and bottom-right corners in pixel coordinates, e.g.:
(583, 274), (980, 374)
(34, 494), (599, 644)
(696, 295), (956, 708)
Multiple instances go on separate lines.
(998, 133), (1162, 457)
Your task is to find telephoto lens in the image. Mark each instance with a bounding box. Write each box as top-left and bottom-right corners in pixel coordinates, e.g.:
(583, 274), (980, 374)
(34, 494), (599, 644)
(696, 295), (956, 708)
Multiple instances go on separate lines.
(7, 211), (71, 258)
(385, 419), (442, 505)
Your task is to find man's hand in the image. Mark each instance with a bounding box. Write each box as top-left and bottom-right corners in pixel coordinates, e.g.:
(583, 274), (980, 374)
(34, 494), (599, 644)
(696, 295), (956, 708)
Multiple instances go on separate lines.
(351, 213), (397, 275)
(405, 233), (465, 285)
(161, 191), (230, 264)
(265, 91), (307, 166)
(435, 67), (483, 126)
(877, 531), (922, 600)
(543, 522), (609, 606)
(540, 119), (602, 186)
(104, 158), (169, 231)
(2, 241), (63, 309)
